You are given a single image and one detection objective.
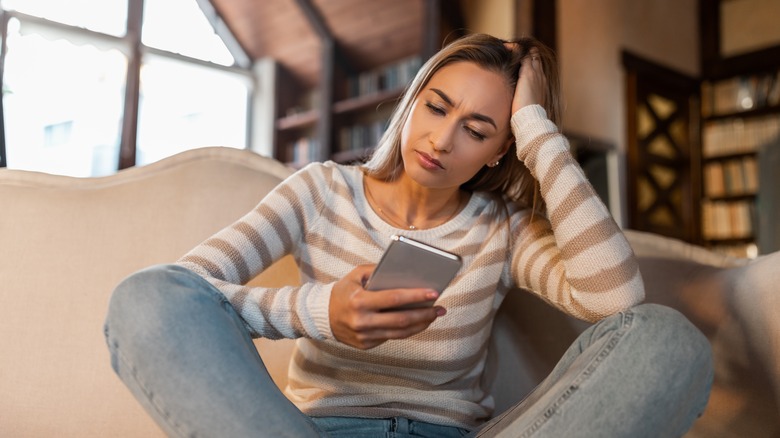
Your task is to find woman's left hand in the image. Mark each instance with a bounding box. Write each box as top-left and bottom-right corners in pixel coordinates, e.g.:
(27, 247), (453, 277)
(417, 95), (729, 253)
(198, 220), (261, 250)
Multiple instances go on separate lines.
(510, 47), (547, 115)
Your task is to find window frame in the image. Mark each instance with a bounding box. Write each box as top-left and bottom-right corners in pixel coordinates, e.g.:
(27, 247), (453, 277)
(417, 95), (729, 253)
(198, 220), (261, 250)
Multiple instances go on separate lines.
(0, 0), (255, 171)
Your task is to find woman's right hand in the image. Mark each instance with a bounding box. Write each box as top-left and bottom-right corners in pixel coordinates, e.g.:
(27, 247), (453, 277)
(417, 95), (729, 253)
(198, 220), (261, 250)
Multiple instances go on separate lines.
(329, 264), (446, 350)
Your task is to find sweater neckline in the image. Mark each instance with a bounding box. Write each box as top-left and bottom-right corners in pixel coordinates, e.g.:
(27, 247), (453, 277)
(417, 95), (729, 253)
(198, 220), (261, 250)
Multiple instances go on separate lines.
(355, 167), (480, 237)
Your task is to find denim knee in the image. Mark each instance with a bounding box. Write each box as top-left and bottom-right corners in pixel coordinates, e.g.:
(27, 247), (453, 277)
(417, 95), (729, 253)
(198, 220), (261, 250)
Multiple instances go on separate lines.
(631, 304), (711, 354)
(109, 263), (219, 313)
(105, 264), (222, 343)
(628, 303), (714, 389)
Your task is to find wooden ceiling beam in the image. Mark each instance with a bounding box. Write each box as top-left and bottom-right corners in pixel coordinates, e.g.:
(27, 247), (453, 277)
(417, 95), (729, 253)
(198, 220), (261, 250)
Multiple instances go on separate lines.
(295, 0), (332, 41)
(197, 0), (252, 68)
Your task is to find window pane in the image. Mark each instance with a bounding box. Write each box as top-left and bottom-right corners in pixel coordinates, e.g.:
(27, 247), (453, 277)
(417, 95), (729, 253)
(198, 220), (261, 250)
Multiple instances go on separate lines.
(2, 0), (127, 37)
(142, 0), (234, 66)
(136, 55), (249, 166)
(3, 19), (126, 177)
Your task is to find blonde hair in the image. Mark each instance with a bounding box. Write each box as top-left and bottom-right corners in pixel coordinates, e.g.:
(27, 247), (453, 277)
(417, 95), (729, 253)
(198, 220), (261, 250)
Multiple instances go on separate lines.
(362, 33), (561, 213)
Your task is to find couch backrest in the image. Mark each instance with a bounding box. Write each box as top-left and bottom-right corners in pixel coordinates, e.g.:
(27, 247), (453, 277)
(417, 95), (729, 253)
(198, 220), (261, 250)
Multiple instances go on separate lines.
(0, 147), (298, 437)
(4, 146), (752, 437)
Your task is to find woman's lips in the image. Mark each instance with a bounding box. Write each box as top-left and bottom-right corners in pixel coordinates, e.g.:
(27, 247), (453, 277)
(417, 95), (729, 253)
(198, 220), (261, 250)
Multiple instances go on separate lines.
(416, 151), (445, 170)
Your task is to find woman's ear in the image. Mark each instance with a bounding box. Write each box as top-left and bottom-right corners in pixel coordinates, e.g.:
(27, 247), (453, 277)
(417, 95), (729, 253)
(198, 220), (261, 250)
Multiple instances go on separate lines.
(486, 141), (510, 168)
(491, 137), (513, 163)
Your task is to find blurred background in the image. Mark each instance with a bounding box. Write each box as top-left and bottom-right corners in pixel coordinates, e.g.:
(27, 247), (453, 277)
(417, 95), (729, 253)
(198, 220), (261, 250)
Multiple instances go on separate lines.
(1, 0), (778, 256)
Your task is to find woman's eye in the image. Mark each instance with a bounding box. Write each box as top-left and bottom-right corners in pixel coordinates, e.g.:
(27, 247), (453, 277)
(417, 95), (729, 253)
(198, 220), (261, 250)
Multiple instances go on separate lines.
(425, 102), (445, 115)
(466, 127), (486, 141)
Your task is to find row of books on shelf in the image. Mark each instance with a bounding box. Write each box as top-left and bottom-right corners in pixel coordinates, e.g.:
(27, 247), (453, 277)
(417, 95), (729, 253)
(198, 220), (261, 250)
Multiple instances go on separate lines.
(707, 242), (759, 259)
(345, 56), (423, 99)
(701, 199), (755, 241)
(703, 156), (759, 198)
(337, 120), (387, 153)
(287, 136), (321, 166)
(701, 70), (780, 117)
(702, 114), (780, 157)
(285, 89), (321, 118)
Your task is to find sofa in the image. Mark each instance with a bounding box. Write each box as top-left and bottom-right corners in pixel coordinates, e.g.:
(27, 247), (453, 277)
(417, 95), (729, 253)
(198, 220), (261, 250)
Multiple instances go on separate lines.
(1, 146), (777, 437)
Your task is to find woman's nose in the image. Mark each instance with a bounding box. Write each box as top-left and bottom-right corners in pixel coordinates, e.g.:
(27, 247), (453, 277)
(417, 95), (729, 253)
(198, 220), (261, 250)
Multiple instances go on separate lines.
(430, 122), (456, 152)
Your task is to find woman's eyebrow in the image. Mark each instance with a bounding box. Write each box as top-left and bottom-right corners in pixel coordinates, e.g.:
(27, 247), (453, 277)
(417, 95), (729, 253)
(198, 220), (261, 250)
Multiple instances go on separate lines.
(430, 88), (498, 129)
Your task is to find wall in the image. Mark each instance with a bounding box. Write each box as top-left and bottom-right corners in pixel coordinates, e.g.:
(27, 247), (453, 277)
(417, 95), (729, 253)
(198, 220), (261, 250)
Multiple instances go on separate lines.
(461, 0), (516, 40)
(558, 0), (699, 226)
(721, 0), (780, 57)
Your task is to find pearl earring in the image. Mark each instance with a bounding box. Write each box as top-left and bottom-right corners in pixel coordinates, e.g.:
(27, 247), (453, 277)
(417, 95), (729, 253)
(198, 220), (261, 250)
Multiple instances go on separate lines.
(488, 160), (500, 168)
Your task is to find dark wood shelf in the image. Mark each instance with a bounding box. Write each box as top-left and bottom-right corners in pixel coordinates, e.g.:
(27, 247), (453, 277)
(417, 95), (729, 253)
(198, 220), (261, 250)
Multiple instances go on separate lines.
(702, 150), (757, 162)
(276, 109), (319, 131)
(333, 87), (404, 115)
(703, 236), (755, 245)
(704, 104), (780, 122)
(703, 192), (757, 202)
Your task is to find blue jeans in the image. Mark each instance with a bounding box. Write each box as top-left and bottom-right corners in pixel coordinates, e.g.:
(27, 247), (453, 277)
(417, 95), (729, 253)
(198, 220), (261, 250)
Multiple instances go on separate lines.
(104, 264), (713, 437)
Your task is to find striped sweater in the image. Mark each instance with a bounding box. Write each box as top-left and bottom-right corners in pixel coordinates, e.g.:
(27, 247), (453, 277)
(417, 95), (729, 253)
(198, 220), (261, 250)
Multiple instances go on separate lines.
(176, 105), (645, 429)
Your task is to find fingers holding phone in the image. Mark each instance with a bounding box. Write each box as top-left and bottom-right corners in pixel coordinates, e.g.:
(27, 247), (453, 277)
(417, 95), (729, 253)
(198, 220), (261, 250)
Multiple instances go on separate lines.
(329, 264), (446, 350)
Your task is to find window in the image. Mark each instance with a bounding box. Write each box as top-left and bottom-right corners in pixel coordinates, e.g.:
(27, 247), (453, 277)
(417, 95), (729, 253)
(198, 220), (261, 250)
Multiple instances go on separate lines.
(137, 54), (249, 166)
(43, 121), (74, 148)
(3, 0), (128, 37)
(142, 0), (234, 66)
(0, 0), (253, 176)
(3, 21), (127, 176)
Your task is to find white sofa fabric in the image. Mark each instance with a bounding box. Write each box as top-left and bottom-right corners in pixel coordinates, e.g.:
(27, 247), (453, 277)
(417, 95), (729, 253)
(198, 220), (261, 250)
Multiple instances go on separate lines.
(1, 147), (777, 437)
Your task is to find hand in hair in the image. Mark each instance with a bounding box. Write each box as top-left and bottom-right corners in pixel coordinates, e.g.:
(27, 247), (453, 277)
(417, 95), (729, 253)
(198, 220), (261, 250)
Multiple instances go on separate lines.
(506, 45), (548, 115)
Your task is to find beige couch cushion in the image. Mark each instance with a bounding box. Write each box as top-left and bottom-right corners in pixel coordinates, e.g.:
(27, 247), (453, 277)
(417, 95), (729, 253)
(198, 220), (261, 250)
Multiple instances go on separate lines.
(625, 230), (780, 437)
(0, 147), (296, 437)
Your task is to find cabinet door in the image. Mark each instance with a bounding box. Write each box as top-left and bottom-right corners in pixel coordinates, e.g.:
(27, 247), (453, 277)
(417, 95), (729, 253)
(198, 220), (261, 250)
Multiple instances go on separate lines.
(624, 52), (700, 242)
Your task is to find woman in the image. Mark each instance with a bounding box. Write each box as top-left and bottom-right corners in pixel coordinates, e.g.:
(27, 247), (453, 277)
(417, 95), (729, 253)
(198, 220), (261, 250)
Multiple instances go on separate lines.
(105, 34), (713, 437)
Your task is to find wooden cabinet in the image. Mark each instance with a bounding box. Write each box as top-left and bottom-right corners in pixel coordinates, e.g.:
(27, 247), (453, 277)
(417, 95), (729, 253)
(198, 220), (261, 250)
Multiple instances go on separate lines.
(623, 52), (701, 244)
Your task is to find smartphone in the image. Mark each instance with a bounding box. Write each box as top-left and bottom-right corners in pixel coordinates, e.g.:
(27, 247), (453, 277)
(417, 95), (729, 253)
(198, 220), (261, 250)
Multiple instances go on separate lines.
(365, 235), (462, 309)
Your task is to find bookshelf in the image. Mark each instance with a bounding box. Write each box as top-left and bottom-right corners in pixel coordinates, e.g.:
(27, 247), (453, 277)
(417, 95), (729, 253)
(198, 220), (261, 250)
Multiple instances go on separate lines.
(332, 56), (422, 164)
(274, 56), (422, 168)
(699, 69), (780, 257)
(273, 72), (323, 167)
(268, 0), (450, 170)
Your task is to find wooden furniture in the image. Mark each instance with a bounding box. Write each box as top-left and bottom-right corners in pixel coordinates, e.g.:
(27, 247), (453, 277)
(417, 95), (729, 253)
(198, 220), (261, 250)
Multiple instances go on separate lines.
(274, 56), (423, 166)
(269, 0), (465, 167)
(624, 52), (701, 244)
(697, 0), (780, 257)
(699, 69), (780, 257)
(626, 0), (780, 257)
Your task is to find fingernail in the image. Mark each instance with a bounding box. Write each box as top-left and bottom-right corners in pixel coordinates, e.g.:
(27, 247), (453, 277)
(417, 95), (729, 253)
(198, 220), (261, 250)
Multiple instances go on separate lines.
(436, 307), (447, 317)
(426, 290), (440, 300)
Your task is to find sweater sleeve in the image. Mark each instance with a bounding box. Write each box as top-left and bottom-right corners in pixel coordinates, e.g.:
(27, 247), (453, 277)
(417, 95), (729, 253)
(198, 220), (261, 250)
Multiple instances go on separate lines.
(175, 164), (334, 340)
(510, 105), (644, 322)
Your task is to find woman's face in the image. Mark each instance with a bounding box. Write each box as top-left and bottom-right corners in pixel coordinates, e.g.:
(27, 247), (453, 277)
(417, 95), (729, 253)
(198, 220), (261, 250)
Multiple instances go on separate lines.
(400, 61), (513, 190)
